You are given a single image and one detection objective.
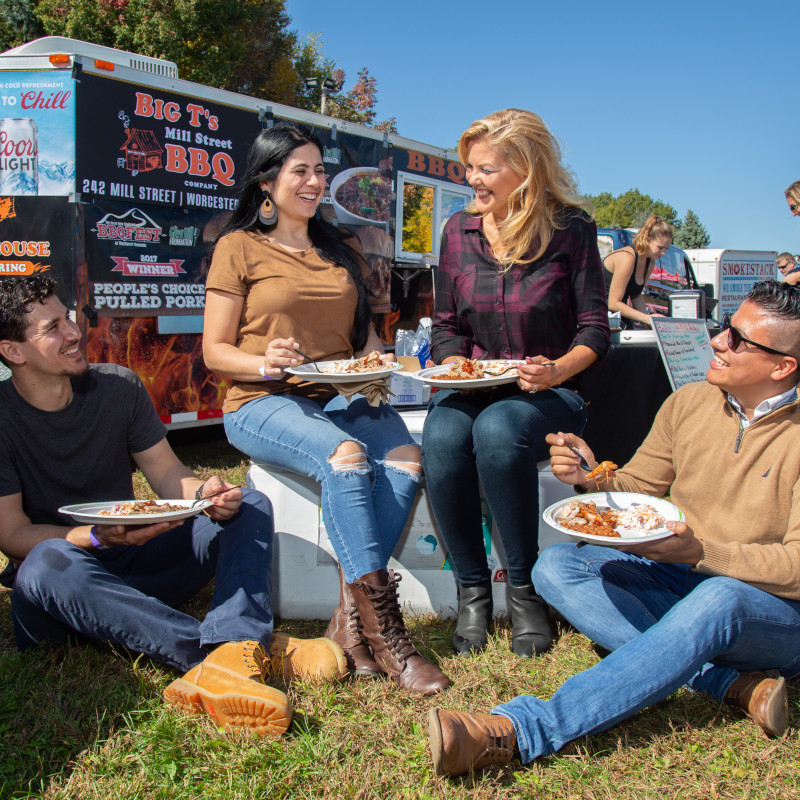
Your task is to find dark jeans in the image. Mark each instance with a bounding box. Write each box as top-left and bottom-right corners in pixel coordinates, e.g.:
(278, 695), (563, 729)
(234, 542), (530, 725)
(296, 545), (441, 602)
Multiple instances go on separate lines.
(11, 488), (274, 672)
(422, 387), (587, 586)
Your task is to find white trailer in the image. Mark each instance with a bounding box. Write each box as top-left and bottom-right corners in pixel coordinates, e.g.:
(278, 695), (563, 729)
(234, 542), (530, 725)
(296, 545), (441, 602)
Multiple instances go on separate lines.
(685, 249), (777, 319)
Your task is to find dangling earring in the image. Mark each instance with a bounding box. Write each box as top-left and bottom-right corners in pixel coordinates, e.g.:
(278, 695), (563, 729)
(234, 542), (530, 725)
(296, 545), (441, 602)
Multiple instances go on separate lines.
(258, 190), (278, 226)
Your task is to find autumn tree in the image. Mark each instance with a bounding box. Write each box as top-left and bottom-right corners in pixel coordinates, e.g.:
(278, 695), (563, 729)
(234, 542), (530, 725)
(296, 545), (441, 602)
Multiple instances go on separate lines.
(673, 209), (711, 249)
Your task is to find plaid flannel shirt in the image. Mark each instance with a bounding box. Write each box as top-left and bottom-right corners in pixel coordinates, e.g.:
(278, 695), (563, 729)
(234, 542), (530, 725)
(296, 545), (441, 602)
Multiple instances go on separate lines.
(430, 210), (610, 388)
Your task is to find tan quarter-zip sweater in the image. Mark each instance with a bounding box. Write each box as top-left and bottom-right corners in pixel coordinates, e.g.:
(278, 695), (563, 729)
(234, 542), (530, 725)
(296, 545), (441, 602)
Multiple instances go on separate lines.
(607, 380), (800, 600)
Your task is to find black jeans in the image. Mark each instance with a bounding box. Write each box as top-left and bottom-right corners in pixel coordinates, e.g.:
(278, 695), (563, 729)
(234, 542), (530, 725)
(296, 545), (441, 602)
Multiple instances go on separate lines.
(422, 387), (587, 586)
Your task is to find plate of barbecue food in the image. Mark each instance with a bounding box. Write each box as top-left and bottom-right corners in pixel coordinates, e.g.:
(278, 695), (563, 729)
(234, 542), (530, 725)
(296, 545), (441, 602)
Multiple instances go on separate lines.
(285, 350), (402, 384)
(59, 499), (213, 525)
(416, 359), (523, 389)
(542, 492), (683, 545)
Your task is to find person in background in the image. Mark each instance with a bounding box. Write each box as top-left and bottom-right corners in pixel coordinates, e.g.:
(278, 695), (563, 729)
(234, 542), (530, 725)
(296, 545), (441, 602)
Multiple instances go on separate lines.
(602, 215), (673, 328)
(422, 108), (609, 659)
(428, 280), (799, 778)
(202, 124), (451, 696)
(0, 274), (345, 739)
(776, 252), (800, 285)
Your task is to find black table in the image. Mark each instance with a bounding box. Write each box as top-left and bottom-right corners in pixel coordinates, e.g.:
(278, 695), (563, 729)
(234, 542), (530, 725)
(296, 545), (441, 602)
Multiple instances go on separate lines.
(579, 342), (673, 467)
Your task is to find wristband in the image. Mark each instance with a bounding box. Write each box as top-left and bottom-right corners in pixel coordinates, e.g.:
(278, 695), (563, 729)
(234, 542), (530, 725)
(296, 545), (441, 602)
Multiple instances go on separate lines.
(89, 525), (110, 551)
(258, 365), (275, 381)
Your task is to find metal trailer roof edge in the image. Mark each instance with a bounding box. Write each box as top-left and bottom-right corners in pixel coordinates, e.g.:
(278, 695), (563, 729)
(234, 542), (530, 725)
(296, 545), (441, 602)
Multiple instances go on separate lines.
(0, 37), (459, 161)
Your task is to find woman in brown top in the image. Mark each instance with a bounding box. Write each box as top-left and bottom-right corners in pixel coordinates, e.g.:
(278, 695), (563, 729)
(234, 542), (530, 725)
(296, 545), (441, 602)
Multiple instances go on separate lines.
(203, 125), (450, 695)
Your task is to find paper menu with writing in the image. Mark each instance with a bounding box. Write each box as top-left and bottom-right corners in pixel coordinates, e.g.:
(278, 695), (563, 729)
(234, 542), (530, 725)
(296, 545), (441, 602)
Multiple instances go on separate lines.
(651, 318), (713, 391)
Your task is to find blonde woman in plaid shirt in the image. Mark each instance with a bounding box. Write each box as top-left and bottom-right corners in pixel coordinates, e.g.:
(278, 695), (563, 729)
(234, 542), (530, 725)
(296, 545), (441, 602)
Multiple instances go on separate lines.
(422, 108), (610, 658)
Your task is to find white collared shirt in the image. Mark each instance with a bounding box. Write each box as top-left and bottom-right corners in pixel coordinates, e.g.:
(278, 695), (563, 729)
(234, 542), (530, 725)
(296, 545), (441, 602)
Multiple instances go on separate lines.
(727, 386), (798, 428)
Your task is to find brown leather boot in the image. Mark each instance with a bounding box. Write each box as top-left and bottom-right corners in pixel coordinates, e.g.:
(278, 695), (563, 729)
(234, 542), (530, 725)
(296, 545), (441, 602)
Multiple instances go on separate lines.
(350, 569), (452, 696)
(324, 565), (382, 678)
(429, 708), (516, 777)
(725, 670), (788, 737)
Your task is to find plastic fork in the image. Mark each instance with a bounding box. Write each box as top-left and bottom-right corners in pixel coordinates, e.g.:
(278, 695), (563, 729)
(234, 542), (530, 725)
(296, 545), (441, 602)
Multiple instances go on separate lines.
(489, 360), (556, 377)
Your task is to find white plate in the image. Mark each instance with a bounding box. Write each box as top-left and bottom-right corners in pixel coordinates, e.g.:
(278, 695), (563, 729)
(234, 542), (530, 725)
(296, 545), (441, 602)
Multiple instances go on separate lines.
(58, 499), (212, 525)
(542, 492), (684, 546)
(285, 361), (402, 384)
(415, 361), (523, 389)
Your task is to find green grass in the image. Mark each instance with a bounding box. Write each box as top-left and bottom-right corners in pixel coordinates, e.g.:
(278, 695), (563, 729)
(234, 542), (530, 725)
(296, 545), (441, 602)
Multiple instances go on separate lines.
(1, 427), (798, 799)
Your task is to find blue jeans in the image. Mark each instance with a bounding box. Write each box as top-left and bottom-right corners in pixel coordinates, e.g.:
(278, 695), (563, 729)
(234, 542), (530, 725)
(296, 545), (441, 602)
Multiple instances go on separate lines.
(493, 543), (800, 762)
(421, 388), (587, 586)
(225, 394), (421, 583)
(11, 489), (274, 672)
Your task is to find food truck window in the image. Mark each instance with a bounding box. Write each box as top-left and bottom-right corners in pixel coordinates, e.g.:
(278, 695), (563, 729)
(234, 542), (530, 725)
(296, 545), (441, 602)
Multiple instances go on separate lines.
(395, 172), (472, 262)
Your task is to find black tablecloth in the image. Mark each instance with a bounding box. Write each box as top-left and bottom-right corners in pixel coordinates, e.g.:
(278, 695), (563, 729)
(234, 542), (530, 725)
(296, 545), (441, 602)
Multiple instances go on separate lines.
(579, 342), (673, 467)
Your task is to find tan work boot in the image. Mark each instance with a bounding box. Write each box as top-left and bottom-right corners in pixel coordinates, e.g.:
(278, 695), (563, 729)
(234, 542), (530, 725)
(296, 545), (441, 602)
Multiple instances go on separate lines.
(429, 708), (517, 777)
(725, 670), (788, 737)
(163, 640), (292, 737)
(267, 631), (348, 681)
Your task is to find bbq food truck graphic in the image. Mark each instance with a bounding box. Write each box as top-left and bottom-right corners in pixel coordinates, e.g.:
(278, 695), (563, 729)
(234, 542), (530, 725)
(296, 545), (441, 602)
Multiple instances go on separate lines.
(0, 36), (472, 426)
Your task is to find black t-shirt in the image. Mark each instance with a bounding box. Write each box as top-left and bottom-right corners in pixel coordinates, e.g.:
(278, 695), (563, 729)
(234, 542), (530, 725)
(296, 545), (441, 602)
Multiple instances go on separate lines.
(0, 364), (166, 527)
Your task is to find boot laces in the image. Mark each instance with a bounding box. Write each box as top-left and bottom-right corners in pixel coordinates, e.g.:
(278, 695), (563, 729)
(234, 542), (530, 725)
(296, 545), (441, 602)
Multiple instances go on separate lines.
(245, 641), (269, 681)
(365, 573), (419, 660)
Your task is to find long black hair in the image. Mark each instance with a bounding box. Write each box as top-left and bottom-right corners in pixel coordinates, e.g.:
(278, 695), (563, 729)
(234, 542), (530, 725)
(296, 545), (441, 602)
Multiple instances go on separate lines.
(212, 124), (373, 353)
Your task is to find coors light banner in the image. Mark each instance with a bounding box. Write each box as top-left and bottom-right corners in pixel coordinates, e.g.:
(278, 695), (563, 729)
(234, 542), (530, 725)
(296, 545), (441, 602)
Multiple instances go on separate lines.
(0, 71), (76, 196)
(76, 73), (261, 209)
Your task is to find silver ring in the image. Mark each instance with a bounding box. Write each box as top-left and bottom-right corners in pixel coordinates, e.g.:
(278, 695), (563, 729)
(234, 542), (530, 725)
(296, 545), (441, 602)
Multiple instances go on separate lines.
(529, 384), (538, 394)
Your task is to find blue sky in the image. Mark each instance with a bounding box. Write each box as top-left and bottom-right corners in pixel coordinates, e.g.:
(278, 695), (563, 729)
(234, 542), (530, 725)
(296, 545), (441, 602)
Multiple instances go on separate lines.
(286, 0), (796, 253)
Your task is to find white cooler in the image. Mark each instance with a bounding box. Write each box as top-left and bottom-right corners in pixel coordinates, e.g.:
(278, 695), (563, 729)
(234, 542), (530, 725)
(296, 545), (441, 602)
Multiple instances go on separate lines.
(247, 408), (574, 619)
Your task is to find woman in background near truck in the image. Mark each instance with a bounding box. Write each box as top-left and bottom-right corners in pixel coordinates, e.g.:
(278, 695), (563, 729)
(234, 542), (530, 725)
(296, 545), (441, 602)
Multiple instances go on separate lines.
(202, 124), (451, 696)
(602, 215), (674, 328)
(783, 182), (800, 285)
(422, 108), (610, 658)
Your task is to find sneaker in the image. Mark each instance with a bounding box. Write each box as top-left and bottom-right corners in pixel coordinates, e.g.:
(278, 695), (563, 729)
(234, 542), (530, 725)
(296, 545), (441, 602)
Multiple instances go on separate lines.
(267, 632), (348, 681)
(429, 708), (517, 777)
(725, 670), (788, 737)
(163, 640), (292, 737)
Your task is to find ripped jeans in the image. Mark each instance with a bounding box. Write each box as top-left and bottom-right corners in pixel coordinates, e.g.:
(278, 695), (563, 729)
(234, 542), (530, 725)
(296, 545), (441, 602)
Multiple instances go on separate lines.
(225, 393), (421, 582)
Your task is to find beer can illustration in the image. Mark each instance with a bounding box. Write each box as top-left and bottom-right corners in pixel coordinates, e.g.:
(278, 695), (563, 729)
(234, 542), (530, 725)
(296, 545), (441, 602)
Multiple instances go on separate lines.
(0, 118), (39, 195)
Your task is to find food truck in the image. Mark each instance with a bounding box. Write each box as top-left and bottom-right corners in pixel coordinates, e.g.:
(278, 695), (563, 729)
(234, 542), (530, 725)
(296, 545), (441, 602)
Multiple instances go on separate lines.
(0, 36), (473, 426)
(684, 249), (777, 320)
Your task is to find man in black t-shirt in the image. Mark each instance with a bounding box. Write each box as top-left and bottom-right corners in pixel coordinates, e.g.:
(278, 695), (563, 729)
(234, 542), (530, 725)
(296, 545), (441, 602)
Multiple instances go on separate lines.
(0, 275), (346, 738)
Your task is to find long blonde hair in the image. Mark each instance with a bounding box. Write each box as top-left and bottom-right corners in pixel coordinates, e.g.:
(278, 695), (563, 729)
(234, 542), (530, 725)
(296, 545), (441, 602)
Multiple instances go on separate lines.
(633, 215), (674, 255)
(458, 108), (592, 271)
(785, 180), (800, 207)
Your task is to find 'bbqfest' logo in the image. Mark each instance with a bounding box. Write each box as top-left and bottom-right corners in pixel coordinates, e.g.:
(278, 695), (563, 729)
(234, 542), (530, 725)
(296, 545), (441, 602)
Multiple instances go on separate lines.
(93, 207), (164, 245)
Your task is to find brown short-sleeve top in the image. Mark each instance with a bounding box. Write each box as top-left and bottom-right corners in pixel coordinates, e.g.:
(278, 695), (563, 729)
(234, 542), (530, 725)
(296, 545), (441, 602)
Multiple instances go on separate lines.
(205, 230), (360, 411)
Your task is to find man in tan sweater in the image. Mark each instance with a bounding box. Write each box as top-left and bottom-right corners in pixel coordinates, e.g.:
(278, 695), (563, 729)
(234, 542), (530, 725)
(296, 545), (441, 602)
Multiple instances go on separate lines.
(429, 280), (800, 777)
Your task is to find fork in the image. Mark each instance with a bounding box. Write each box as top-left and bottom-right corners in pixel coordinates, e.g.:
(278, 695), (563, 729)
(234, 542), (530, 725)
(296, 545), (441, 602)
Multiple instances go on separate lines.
(192, 486), (244, 506)
(294, 348), (321, 373)
(489, 360), (556, 377)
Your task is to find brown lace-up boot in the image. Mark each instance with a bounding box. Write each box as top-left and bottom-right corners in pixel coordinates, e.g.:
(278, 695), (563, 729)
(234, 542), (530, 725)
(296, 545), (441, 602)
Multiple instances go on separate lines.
(429, 708), (517, 777)
(724, 670), (788, 737)
(350, 569), (452, 696)
(325, 565), (383, 678)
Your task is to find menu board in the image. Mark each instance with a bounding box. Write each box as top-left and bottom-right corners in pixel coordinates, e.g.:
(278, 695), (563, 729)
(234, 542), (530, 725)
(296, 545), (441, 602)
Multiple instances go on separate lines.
(651, 318), (713, 391)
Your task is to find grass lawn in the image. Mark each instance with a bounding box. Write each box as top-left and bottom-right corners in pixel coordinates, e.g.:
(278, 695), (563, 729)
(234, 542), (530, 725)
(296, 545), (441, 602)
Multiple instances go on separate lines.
(1, 427), (798, 799)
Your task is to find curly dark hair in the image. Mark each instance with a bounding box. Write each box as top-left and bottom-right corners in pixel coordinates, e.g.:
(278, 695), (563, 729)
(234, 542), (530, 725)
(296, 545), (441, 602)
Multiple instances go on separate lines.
(211, 124), (373, 353)
(0, 274), (58, 360)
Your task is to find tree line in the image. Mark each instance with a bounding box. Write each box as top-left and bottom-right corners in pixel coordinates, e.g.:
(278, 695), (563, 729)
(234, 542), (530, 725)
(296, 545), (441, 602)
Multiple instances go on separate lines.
(583, 188), (711, 249)
(0, 0), (397, 131)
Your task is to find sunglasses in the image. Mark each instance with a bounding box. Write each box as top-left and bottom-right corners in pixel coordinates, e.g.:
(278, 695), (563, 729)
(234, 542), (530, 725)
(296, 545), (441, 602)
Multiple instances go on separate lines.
(791, 203), (800, 213)
(721, 312), (794, 358)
